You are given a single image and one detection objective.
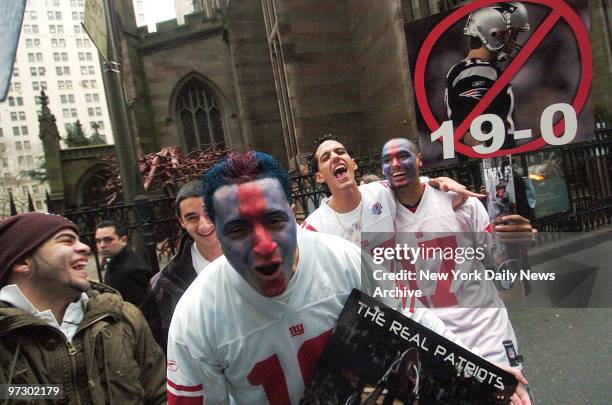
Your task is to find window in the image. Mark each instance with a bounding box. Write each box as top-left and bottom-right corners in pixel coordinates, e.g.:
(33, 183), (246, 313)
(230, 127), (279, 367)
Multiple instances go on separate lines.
(60, 94), (67, 103)
(80, 66), (87, 75)
(62, 52), (68, 61)
(33, 82), (40, 91)
(90, 80), (97, 88)
(14, 83), (21, 91)
(59, 39), (65, 47)
(23, 25), (31, 34)
(13, 68), (19, 77)
(38, 67), (45, 76)
(83, 38), (90, 47)
(55, 11), (62, 20)
(88, 107), (94, 116)
(26, 39), (33, 47)
(8, 97), (15, 106)
(28, 53), (35, 62)
(62, 109), (69, 118)
(49, 25), (56, 33)
(76, 38), (82, 47)
(21, 126), (28, 135)
(30, 67), (37, 76)
(13, 127), (20, 135)
(41, 81), (47, 90)
(93, 93), (100, 102)
(47, 11), (54, 19)
(18, 112), (26, 120)
(71, 108), (77, 117)
(17, 97), (23, 106)
(72, 12), (78, 20)
(15, 141), (22, 151)
(35, 38), (41, 47)
(69, 94), (75, 103)
(95, 107), (102, 116)
(56, 66), (63, 75)
(174, 77), (226, 151)
(51, 39), (58, 47)
(35, 96), (42, 105)
(26, 156), (33, 165)
(10, 112), (17, 121)
(36, 53), (43, 62)
(58, 80), (65, 90)
(80, 12), (84, 20)
(88, 66), (95, 75)
(30, 10), (37, 20)
(58, 25), (64, 34)
(78, 52), (84, 61)
(85, 94), (91, 102)
(86, 52), (93, 61)
(32, 25), (39, 34)
(18, 156), (24, 166)
(74, 24), (81, 33)
(0, 128), (3, 137)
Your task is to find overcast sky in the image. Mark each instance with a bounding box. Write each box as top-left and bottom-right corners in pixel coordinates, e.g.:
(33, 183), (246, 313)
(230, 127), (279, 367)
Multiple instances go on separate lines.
(142, 0), (176, 31)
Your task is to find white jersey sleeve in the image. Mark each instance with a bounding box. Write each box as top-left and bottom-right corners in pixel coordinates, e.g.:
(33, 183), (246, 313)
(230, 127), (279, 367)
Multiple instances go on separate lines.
(167, 329), (227, 404)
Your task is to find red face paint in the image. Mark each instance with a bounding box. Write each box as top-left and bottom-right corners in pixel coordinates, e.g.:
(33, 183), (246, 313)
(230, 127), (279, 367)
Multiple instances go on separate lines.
(236, 182), (278, 259)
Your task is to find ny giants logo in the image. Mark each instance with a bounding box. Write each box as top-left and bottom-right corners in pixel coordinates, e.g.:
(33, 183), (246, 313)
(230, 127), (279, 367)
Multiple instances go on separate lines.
(289, 323), (304, 337)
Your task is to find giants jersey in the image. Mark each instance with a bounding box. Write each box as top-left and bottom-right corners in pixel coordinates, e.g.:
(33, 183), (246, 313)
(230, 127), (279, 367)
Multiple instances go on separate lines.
(167, 228), (460, 404)
(301, 180), (397, 250)
(445, 58), (516, 150)
(394, 185), (518, 366)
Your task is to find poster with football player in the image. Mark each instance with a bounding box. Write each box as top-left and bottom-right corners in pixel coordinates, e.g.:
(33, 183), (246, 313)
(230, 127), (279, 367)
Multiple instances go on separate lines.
(403, 0), (593, 166)
(482, 156), (527, 291)
(302, 290), (518, 404)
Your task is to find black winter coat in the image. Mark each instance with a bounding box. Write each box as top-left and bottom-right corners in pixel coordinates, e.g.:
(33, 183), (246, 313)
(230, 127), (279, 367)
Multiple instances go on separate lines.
(104, 247), (154, 307)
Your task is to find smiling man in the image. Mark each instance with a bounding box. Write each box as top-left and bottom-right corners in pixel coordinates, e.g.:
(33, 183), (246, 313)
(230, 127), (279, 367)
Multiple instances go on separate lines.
(0, 212), (166, 404)
(143, 180), (223, 351)
(166, 151), (463, 404)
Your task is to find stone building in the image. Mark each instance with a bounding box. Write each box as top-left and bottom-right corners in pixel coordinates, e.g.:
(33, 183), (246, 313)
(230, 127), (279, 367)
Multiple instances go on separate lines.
(44, 0), (612, 208)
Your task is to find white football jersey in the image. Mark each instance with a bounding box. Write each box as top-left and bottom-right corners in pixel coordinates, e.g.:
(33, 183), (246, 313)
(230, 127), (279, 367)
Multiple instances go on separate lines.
(167, 228), (460, 404)
(301, 180), (397, 250)
(394, 185), (518, 365)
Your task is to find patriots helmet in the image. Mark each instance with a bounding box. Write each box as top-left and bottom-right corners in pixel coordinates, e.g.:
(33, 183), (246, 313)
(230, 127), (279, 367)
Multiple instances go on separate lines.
(464, 2), (530, 62)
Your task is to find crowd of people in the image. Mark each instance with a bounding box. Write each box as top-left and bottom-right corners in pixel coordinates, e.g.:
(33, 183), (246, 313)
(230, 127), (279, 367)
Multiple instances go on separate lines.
(0, 3), (536, 403)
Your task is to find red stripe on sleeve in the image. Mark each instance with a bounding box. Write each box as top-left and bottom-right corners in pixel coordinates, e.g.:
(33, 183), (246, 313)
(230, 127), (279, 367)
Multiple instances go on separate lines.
(167, 379), (203, 392)
(302, 222), (317, 232)
(167, 389), (203, 405)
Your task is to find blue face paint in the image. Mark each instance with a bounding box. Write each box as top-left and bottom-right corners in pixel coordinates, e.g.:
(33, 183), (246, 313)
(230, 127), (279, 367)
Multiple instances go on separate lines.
(381, 138), (418, 188)
(213, 177), (297, 297)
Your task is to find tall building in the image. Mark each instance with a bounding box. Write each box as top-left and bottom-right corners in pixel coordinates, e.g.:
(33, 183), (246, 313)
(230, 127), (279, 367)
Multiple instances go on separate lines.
(0, 0), (113, 217)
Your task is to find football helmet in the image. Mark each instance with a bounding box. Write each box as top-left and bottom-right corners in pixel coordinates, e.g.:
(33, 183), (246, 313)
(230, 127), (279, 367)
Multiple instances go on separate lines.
(464, 2), (530, 62)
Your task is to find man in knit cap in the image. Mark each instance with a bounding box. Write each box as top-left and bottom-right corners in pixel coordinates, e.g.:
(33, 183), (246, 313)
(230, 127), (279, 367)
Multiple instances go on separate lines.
(0, 212), (166, 404)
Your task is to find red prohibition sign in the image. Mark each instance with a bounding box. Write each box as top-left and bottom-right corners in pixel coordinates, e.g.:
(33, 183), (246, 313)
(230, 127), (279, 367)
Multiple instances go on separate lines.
(414, 0), (592, 158)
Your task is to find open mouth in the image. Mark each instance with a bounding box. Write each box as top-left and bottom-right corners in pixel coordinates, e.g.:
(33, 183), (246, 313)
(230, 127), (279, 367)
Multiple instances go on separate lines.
(254, 262), (281, 277)
(392, 171), (406, 178)
(333, 166), (348, 180)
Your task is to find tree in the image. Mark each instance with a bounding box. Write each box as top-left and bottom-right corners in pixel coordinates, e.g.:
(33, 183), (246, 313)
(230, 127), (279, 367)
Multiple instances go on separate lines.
(88, 122), (107, 145)
(64, 120), (90, 147)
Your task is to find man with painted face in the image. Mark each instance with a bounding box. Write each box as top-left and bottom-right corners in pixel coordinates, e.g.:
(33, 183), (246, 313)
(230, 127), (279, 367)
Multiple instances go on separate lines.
(165, 151), (462, 404)
(382, 137), (532, 404)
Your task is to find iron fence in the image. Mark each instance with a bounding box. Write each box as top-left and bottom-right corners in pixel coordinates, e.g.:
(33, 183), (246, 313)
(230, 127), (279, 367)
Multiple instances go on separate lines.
(46, 129), (610, 276)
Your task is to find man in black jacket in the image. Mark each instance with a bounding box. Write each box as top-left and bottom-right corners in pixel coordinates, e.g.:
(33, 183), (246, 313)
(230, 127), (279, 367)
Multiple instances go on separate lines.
(95, 219), (153, 307)
(142, 180), (223, 352)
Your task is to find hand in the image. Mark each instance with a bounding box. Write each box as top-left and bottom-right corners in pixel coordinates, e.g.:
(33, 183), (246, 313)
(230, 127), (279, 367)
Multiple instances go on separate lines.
(428, 177), (486, 210)
(495, 363), (531, 405)
(494, 215), (534, 245)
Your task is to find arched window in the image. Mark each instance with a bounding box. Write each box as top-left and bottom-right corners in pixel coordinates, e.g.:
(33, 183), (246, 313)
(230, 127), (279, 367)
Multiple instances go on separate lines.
(175, 77), (225, 152)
